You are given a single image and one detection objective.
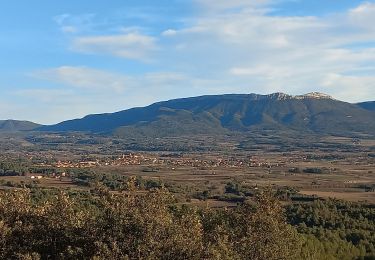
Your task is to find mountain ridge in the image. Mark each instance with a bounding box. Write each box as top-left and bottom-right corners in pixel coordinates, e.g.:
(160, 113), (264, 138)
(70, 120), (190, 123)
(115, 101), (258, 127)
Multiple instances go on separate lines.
(37, 92), (375, 137)
(357, 101), (375, 112)
(0, 120), (41, 132)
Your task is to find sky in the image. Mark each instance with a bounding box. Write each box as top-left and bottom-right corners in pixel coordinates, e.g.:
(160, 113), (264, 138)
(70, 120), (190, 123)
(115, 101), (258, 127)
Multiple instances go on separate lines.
(1, 0), (375, 124)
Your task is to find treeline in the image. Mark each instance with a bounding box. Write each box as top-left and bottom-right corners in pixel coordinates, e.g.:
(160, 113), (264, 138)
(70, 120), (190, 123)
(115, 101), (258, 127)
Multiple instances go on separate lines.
(194, 181), (303, 203)
(287, 200), (375, 259)
(288, 167), (332, 174)
(0, 161), (28, 176)
(69, 169), (163, 191)
(0, 186), (300, 259)
(0, 160), (58, 177)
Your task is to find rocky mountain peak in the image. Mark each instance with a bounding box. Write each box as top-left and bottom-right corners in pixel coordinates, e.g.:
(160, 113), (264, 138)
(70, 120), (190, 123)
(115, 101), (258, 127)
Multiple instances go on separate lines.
(251, 92), (334, 101)
(294, 92), (333, 100)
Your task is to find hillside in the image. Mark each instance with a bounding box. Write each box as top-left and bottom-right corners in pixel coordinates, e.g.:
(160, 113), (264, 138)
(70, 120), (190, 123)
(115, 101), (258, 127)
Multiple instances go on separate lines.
(0, 120), (41, 132)
(357, 101), (375, 111)
(39, 93), (375, 137)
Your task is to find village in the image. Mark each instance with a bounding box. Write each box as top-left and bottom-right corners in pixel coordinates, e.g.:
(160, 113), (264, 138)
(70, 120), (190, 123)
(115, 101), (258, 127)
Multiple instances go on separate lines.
(35, 152), (295, 170)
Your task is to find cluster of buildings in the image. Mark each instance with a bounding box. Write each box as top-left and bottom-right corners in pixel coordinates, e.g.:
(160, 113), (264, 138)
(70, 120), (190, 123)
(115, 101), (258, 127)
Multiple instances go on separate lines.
(55, 160), (99, 168)
(28, 152), (315, 171)
(87, 153), (285, 169)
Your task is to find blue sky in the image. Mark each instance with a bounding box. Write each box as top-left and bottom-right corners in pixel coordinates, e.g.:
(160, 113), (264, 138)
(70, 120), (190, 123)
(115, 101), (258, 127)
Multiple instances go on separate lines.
(1, 0), (375, 124)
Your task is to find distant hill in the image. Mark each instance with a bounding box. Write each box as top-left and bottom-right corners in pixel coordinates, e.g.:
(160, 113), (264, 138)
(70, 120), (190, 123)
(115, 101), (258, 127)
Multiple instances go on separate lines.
(0, 120), (41, 132)
(357, 101), (375, 112)
(38, 93), (375, 137)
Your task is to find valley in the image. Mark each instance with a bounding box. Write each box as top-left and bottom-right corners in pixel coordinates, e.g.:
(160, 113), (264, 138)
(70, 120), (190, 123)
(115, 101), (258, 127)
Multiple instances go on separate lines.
(1, 131), (374, 204)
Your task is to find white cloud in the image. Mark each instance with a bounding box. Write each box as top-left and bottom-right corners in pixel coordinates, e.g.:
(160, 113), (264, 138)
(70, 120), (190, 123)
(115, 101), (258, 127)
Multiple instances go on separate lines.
(149, 1), (375, 101)
(31, 66), (129, 92)
(31, 66), (193, 93)
(119, 26), (146, 34)
(53, 14), (71, 25)
(61, 26), (78, 33)
(195, 0), (272, 11)
(230, 65), (293, 79)
(72, 33), (157, 61)
(162, 29), (178, 36)
(53, 13), (96, 34)
(48, 2), (375, 103)
(321, 73), (375, 102)
(348, 2), (375, 29)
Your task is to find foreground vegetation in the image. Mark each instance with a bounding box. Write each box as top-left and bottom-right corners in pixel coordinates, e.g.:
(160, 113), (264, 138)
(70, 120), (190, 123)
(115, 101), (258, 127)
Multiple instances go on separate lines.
(288, 200), (375, 259)
(0, 185), (301, 260)
(0, 182), (374, 260)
